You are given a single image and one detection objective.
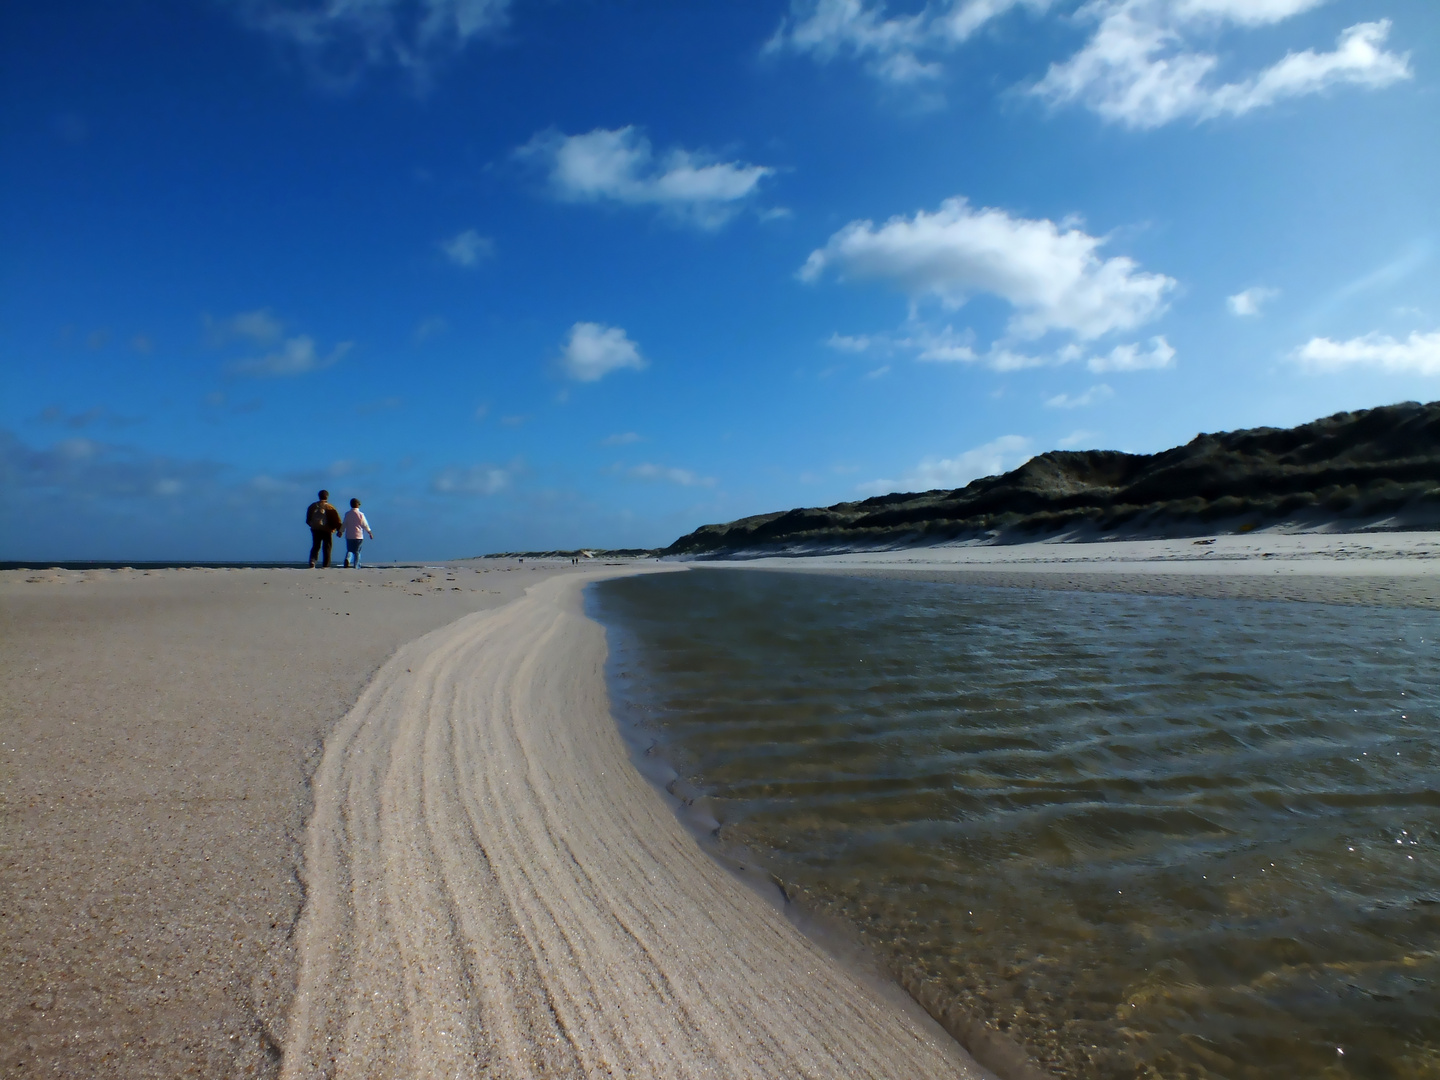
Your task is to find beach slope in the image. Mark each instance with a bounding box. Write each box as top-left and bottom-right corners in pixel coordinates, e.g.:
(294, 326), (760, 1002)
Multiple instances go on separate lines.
(282, 570), (975, 1079)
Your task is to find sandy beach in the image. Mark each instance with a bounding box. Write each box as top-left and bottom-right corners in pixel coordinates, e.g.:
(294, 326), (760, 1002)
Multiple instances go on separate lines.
(3, 533), (1436, 1078)
(0, 560), (604, 1078)
(721, 531), (1440, 608)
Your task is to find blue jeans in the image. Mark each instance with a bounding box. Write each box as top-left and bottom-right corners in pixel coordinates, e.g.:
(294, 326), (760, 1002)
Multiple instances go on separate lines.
(344, 538), (363, 568)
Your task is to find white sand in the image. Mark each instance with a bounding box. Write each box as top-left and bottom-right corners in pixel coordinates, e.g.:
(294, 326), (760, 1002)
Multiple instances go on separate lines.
(0, 561), (602, 1078)
(280, 568), (978, 1079)
(712, 532), (1440, 608)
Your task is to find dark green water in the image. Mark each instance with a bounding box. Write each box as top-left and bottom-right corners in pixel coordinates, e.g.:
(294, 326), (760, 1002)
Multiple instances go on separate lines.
(588, 569), (1440, 1080)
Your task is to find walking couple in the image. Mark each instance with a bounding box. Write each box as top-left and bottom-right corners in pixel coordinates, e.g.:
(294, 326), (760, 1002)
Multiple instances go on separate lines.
(305, 489), (375, 569)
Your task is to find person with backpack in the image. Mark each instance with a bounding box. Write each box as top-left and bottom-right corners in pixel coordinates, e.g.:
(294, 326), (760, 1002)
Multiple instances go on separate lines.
(341, 498), (375, 569)
(305, 490), (343, 568)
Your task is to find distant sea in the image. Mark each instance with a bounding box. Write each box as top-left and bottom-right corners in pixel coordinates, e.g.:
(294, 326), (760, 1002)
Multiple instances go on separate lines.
(588, 569), (1440, 1080)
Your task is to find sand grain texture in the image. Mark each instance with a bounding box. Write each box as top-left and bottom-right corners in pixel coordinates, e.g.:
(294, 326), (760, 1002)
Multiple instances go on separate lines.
(282, 570), (976, 1080)
(0, 562), (595, 1078)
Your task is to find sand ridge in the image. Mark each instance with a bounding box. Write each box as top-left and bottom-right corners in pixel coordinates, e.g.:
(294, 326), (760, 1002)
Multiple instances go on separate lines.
(281, 569), (978, 1079)
(0, 560), (608, 1078)
(714, 533), (1440, 609)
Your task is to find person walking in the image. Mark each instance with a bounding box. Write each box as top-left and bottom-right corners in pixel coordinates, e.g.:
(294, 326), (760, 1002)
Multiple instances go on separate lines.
(342, 499), (375, 569)
(305, 489), (343, 568)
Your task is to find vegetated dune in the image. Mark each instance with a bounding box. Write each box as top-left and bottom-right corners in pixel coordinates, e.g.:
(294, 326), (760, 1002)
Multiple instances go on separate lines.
(667, 400), (1440, 557)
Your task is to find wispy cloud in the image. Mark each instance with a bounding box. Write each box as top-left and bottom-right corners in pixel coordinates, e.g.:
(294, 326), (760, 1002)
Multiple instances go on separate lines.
(601, 431), (644, 446)
(559, 322), (647, 382)
(833, 321), (1174, 375)
(826, 332), (877, 352)
(206, 307), (285, 346)
(1292, 330), (1440, 376)
(621, 463), (716, 487)
(1227, 286), (1279, 317)
(801, 196), (1175, 341)
(516, 126), (773, 229)
(769, 0), (1410, 126)
(1033, 7), (1410, 129)
(203, 391), (264, 415)
(1045, 383), (1114, 408)
(0, 429), (223, 500)
(431, 460), (518, 495)
(1086, 336), (1174, 372)
(230, 335), (353, 377)
(37, 405), (142, 430)
(440, 228), (494, 267)
(1057, 429), (1099, 449)
(858, 434), (1032, 495)
(230, 0), (512, 86)
(767, 0), (1050, 87)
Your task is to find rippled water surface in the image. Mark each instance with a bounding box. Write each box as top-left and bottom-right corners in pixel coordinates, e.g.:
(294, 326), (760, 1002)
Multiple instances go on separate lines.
(589, 569), (1440, 1080)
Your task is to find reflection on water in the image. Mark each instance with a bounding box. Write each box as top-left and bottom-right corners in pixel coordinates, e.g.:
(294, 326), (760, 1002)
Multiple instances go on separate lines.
(589, 569), (1440, 1080)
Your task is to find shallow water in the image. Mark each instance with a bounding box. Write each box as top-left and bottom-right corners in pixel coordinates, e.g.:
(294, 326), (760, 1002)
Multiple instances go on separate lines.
(588, 569), (1440, 1080)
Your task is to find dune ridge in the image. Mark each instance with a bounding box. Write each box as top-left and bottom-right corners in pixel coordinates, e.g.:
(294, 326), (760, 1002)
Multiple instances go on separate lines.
(281, 569), (976, 1079)
(666, 400), (1440, 556)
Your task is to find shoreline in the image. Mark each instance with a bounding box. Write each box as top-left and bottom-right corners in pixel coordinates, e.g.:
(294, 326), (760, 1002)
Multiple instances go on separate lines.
(700, 531), (1440, 609)
(6, 535), (1434, 1077)
(590, 575), (1054, 1080)
(281, 568), (979, 1078)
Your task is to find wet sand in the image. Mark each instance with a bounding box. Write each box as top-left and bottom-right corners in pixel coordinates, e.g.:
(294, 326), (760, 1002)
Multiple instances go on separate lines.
(280, 569), (974, 1079)
(0, 560), (977, 1079)
(721, 531), (1440, 609)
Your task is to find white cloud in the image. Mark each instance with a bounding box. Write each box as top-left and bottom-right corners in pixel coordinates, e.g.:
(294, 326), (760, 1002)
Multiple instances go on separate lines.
(625, 463), (715, 487)
(1086, 335), (1174, 371)
(826, 332), (877, 352)
(858, 434), (1032, 495)
(1227, 286), (1279, 317)
(207, 308), (284, 345)
(601, 432), (644, 446)
(432, 462), (514, 495)
(910, 335), (1050, 370)
(1057, 429), (1099, 448)
(766, 0), (1051, 85)
(1033, 4), (1411, 129)
(801, 197), (1174, 341)
(440, 228), (494, 267)
(230, 335), (353, 377)
(232, 0), (510, 84)
(516, 126), (773, 229)
(1292, 330), (1440, 375)
(1045, 383), (1114, 408)
(559, 322), (647, 382)
(0, 429), (224, 501)
(768, 0), (1407, 124)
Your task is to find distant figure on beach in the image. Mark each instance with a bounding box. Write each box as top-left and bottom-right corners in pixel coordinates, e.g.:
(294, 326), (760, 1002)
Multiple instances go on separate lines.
(342, 499), (375, 569)
(305, 490), (343, 569)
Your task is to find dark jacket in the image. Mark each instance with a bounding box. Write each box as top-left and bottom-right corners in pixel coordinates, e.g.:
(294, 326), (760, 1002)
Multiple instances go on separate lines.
(305, 500), (343, 533)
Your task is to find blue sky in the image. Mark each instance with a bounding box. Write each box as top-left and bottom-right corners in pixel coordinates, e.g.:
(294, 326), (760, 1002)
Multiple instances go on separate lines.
(2, 0), (1436, 560)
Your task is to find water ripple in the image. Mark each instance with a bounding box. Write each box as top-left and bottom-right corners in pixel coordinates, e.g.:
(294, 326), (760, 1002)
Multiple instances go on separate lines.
(591, 569), (1440, 1080)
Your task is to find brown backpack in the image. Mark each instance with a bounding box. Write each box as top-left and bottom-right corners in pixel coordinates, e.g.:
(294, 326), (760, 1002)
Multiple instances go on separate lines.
(306, 501), (330, 530)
